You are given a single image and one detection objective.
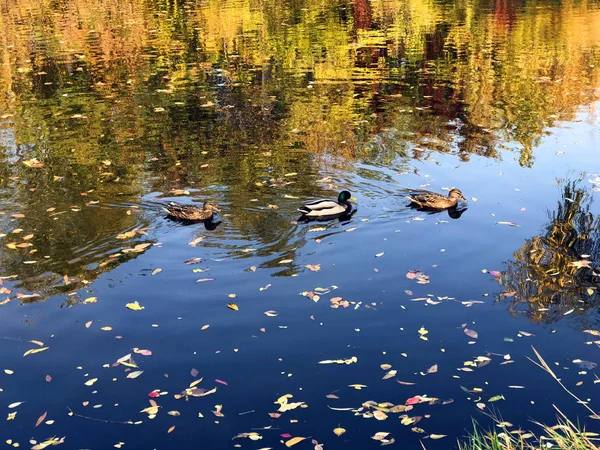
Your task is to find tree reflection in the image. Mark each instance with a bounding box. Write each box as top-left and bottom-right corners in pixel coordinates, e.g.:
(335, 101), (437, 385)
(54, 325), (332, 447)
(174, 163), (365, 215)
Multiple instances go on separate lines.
(498, 177), (600, 323)
(0, 0), (599, 303)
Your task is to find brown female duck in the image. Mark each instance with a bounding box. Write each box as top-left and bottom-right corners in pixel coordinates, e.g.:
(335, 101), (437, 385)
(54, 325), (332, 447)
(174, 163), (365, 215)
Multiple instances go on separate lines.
(162, 201), (220, 221)
(407, 188), (466, 210)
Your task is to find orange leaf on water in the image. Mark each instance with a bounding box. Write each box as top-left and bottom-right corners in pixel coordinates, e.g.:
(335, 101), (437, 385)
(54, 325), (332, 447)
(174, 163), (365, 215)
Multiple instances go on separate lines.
(35, 411), (47, 427)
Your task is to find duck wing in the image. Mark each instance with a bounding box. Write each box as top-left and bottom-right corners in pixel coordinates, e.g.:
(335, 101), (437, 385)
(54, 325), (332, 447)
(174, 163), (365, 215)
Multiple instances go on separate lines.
(162, 202), (183, 215)
(298, 200), (347, 217)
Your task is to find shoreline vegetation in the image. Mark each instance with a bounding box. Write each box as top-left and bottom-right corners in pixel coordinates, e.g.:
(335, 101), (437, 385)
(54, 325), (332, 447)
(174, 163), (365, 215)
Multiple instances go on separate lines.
(456, 411), (599, 450)
(453, 347), (600, 450)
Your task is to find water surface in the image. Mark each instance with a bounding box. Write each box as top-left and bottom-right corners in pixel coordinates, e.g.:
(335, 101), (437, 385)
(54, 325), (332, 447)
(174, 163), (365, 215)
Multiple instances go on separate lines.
(1, 0), (600, 448)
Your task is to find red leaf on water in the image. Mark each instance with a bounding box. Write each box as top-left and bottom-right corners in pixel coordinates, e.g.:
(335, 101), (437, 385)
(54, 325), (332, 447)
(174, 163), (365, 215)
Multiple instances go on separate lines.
(464, 328), (479, 339)
(148, 391), (160, 398)
(405, 396), (421, 405)
(281, 433), (292, 438)
(191, 368), (199, 377)
(215, 379), (228, 386)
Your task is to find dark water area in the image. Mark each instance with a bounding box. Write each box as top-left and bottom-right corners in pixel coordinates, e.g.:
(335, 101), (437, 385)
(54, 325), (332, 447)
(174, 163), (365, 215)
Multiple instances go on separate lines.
(1, 0), (600, 448)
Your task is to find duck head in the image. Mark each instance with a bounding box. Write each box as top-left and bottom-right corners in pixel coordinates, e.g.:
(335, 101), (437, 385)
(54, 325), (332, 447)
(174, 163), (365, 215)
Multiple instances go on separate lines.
(338, 190), (352, 203)
(203, 201), (221, 212)
(448, 188), (466, 201)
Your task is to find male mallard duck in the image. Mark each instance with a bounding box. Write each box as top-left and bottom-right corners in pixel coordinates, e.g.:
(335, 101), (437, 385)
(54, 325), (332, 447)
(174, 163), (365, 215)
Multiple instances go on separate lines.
(407, 188), (466, 210)
(162, 201), (220, 222)
(298, 190), (353, 220)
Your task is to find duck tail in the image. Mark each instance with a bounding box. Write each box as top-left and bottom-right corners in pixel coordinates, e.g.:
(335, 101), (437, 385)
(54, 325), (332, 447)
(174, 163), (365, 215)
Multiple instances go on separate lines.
(297, 206), (311, 215)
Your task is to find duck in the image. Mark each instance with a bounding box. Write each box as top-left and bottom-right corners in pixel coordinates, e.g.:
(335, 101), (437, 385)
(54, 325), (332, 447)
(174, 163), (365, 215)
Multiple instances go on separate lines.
(162, 201), (220, 222)
(298, 190), (354, 220)
(407, 188), (466, 210)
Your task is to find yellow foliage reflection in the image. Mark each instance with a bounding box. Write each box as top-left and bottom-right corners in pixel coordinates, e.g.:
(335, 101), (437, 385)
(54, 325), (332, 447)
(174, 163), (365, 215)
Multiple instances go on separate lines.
(498, 177), (600, 323)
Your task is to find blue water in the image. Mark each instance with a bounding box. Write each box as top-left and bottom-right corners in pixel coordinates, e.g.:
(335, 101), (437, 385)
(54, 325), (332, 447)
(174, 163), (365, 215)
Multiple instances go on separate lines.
(1, 112), (599, 449)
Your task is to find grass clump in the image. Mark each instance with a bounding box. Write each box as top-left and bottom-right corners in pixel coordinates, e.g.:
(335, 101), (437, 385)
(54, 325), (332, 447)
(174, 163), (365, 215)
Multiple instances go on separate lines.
(457, 410), (600, 450)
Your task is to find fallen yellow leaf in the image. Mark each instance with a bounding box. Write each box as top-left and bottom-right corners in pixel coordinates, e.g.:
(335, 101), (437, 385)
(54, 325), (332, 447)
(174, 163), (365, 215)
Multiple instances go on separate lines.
(23, 347), (49, 357)
(333, 427), (346, 436)
(126, 301), (145, 311)
(285, 437), (306, 447)
(85, 378), (98, 386)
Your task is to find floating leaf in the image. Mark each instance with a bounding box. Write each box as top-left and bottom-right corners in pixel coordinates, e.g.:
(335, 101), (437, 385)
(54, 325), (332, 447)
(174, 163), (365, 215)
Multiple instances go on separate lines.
(140, 399), (160, 417)
(285, 437), (306, 447)
(227, 303), (239, 311)
(497, 221), (519, 227)
(126, 301), (145, 311)
(430, 434), (447, 439)
(464, 328), (478, 339)
(212, 404), (224, 417)
(264, 310), (278, 317)
(31, 437), (66, 450)
(319, 357), (357, 365)
(85, 378), (98, 386)
(8, 401), (24, 408)
(382, 370), (397, 380)
(278, 401), (305, 412)
(305, 264), (321, 272)
(35, 411), (47, 427)
(233, 432), (263, 440)
(127, 370), (144, 379)
(426, 364), (438, 374)
(581, 331), (600, 340)
(372, 432), (390, 441)
(405, 396), (420, 405)
(133, 348), (152, 356)
(373, 410), (388, 421)
(333, 427), (346, 436)
(24, 347), (49, 357)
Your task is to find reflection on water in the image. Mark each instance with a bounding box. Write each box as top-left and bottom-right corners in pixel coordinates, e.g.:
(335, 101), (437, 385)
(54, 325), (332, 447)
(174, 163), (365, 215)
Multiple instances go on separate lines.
(0, 0), (599, 292)
(499, 176), (600, 324)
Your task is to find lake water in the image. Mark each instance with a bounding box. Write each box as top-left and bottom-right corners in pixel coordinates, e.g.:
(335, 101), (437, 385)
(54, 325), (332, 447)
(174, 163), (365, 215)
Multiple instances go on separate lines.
(1, 0), (600, 448)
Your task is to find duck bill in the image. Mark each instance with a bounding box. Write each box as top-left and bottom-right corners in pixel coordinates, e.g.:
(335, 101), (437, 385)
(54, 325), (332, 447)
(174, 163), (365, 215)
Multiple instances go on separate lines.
(350, 196), (357, 201)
